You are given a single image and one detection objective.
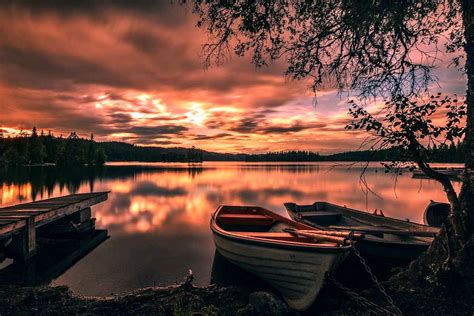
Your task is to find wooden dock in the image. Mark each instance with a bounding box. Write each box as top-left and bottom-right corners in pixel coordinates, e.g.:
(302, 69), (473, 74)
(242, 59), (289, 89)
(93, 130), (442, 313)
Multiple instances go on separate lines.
(0, 192), (109, 260)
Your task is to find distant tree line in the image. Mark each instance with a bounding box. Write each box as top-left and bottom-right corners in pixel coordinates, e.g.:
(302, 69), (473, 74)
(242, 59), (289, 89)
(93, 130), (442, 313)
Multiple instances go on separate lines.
(0, 128), (466, 165)
(0, 127), (107, 166)
(93, 143), (468, 163)
(425, 142), (466, 163)
(245, 144), (466, 163)
(99, 142), (206, 162)
(245, 151), (323, 162)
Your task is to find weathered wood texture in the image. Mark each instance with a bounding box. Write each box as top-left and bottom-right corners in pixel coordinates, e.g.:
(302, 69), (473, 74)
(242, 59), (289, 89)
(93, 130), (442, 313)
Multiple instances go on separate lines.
(0, 192), (109, 238)
(0, 192), (109, 260)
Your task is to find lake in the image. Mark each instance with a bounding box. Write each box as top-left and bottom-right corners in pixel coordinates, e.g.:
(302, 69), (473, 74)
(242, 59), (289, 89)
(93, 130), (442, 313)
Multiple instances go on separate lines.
(0, 162), (461, 296)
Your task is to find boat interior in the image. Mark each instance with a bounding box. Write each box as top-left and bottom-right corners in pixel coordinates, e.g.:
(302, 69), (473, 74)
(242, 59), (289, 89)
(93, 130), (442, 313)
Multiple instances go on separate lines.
(215, 205), (338, 246)
(284, 202), (436, 244)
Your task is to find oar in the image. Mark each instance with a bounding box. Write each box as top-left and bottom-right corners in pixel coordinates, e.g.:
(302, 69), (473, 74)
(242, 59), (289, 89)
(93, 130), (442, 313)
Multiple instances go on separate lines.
(297, 229), (365, 240)
(283, 228), (352, 245)
(328, 225), (437, 237)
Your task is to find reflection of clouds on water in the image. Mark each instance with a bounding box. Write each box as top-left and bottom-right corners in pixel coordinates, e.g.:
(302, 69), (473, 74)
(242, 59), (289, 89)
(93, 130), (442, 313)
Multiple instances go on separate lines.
(0, 162), (462, 296)
(232, 187), (305, 205)
(90, 162), (461, 234)
(54, 231), (215, 296)
(0, 162), (462, 234)
(130, 181), (187, 197)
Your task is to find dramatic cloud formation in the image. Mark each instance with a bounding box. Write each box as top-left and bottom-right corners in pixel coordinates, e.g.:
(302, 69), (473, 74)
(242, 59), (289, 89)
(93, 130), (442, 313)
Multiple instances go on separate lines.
(0, 2), (466, 153)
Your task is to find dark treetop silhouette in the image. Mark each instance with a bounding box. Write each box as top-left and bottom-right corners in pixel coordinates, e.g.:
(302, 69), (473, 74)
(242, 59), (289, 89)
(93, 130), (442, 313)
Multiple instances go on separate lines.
(192, 0), (474, 309)
(0, 128), (107, 167)
(1, 130), (465, 164)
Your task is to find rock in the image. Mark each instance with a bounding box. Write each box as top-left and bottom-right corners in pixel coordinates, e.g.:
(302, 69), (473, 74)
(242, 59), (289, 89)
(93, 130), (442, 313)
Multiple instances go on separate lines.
(237, 291), (295, 316)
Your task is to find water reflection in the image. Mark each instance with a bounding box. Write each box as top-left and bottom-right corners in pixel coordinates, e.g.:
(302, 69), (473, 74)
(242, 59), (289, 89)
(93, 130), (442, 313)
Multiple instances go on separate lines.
(0, 162), (461, 296)
(0, 230), (108, 286)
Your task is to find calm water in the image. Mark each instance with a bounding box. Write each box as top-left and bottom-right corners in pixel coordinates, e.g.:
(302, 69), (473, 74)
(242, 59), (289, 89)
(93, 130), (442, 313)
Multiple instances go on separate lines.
(0, 162), (461, 296)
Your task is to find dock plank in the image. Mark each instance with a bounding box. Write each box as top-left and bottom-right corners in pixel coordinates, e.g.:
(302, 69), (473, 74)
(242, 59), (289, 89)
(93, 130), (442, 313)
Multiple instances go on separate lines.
(3, 206), (58, 211)
(0, 219), (18, 223)
(0, 211), (46, 216)
(0, 215), (35, 219)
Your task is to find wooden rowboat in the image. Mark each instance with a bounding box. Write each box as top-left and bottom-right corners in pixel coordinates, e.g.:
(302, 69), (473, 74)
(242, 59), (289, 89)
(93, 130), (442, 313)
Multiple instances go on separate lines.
(285, 202), (439, 266)
(211, 205), (351, 311)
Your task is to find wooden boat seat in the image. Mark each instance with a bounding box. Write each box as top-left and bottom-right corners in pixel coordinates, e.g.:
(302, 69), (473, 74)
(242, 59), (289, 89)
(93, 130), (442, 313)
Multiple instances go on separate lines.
(300, 211), (342, 225)
(218, 213), (274, 226)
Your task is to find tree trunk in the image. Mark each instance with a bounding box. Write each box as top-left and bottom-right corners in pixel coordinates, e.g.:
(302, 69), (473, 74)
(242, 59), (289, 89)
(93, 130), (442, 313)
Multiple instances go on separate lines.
(388, 3), (474, 303)
(461, 0), (474, 235)
(404, 0), (474, 281)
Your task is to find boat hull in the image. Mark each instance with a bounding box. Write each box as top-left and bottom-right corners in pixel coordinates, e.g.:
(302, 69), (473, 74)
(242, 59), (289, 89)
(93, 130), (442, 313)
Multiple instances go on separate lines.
(212, 232), (347, 311)
(354, 238), (429, 266)
(424, 201), (450, 227)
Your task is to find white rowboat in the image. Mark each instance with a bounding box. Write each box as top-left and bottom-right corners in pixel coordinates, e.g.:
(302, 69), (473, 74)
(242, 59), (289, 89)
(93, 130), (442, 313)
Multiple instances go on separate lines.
(210, 205), (350, 311)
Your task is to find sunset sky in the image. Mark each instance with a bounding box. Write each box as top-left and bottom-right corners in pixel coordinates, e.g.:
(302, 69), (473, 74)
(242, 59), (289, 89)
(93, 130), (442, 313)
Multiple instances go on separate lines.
(0, 2), (467, 154)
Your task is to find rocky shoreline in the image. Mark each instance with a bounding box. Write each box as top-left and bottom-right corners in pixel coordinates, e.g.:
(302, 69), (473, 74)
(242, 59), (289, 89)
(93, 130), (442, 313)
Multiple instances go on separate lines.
(2, 249), (474, 316)
(0, 282), (296, 316)
(1, 275), (473, 315)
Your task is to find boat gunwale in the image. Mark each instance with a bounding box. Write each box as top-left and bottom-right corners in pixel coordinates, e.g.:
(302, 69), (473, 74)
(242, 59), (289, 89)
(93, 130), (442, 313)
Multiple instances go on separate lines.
(211, 206), (351, 254)
(324, 202), (439, 231)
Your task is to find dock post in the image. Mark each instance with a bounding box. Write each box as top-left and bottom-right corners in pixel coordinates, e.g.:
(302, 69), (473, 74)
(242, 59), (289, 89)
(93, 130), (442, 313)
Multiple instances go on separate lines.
(7, 218), (37, 261)
(70, 207), (92, 223)
(26, 218), (36, 256)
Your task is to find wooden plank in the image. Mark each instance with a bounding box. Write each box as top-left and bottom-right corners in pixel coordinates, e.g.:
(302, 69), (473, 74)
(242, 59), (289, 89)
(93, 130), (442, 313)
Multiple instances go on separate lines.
(0, 215), (33, 220)
(2, 206), (55, 211)
(1, 192), (106, 207)
(34, 194), (108, 226)
(0, 219), (26, 236)
(26, 200), (72, 204)
(37, 193), (99, 202)
(0, 193), (107, 211)
(0, 211), (46, 216)
(19, 202), (73, 208)
(0, 192), (107, 212)
(38, 196), (87, 201)
(0, 219), (18, 223)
